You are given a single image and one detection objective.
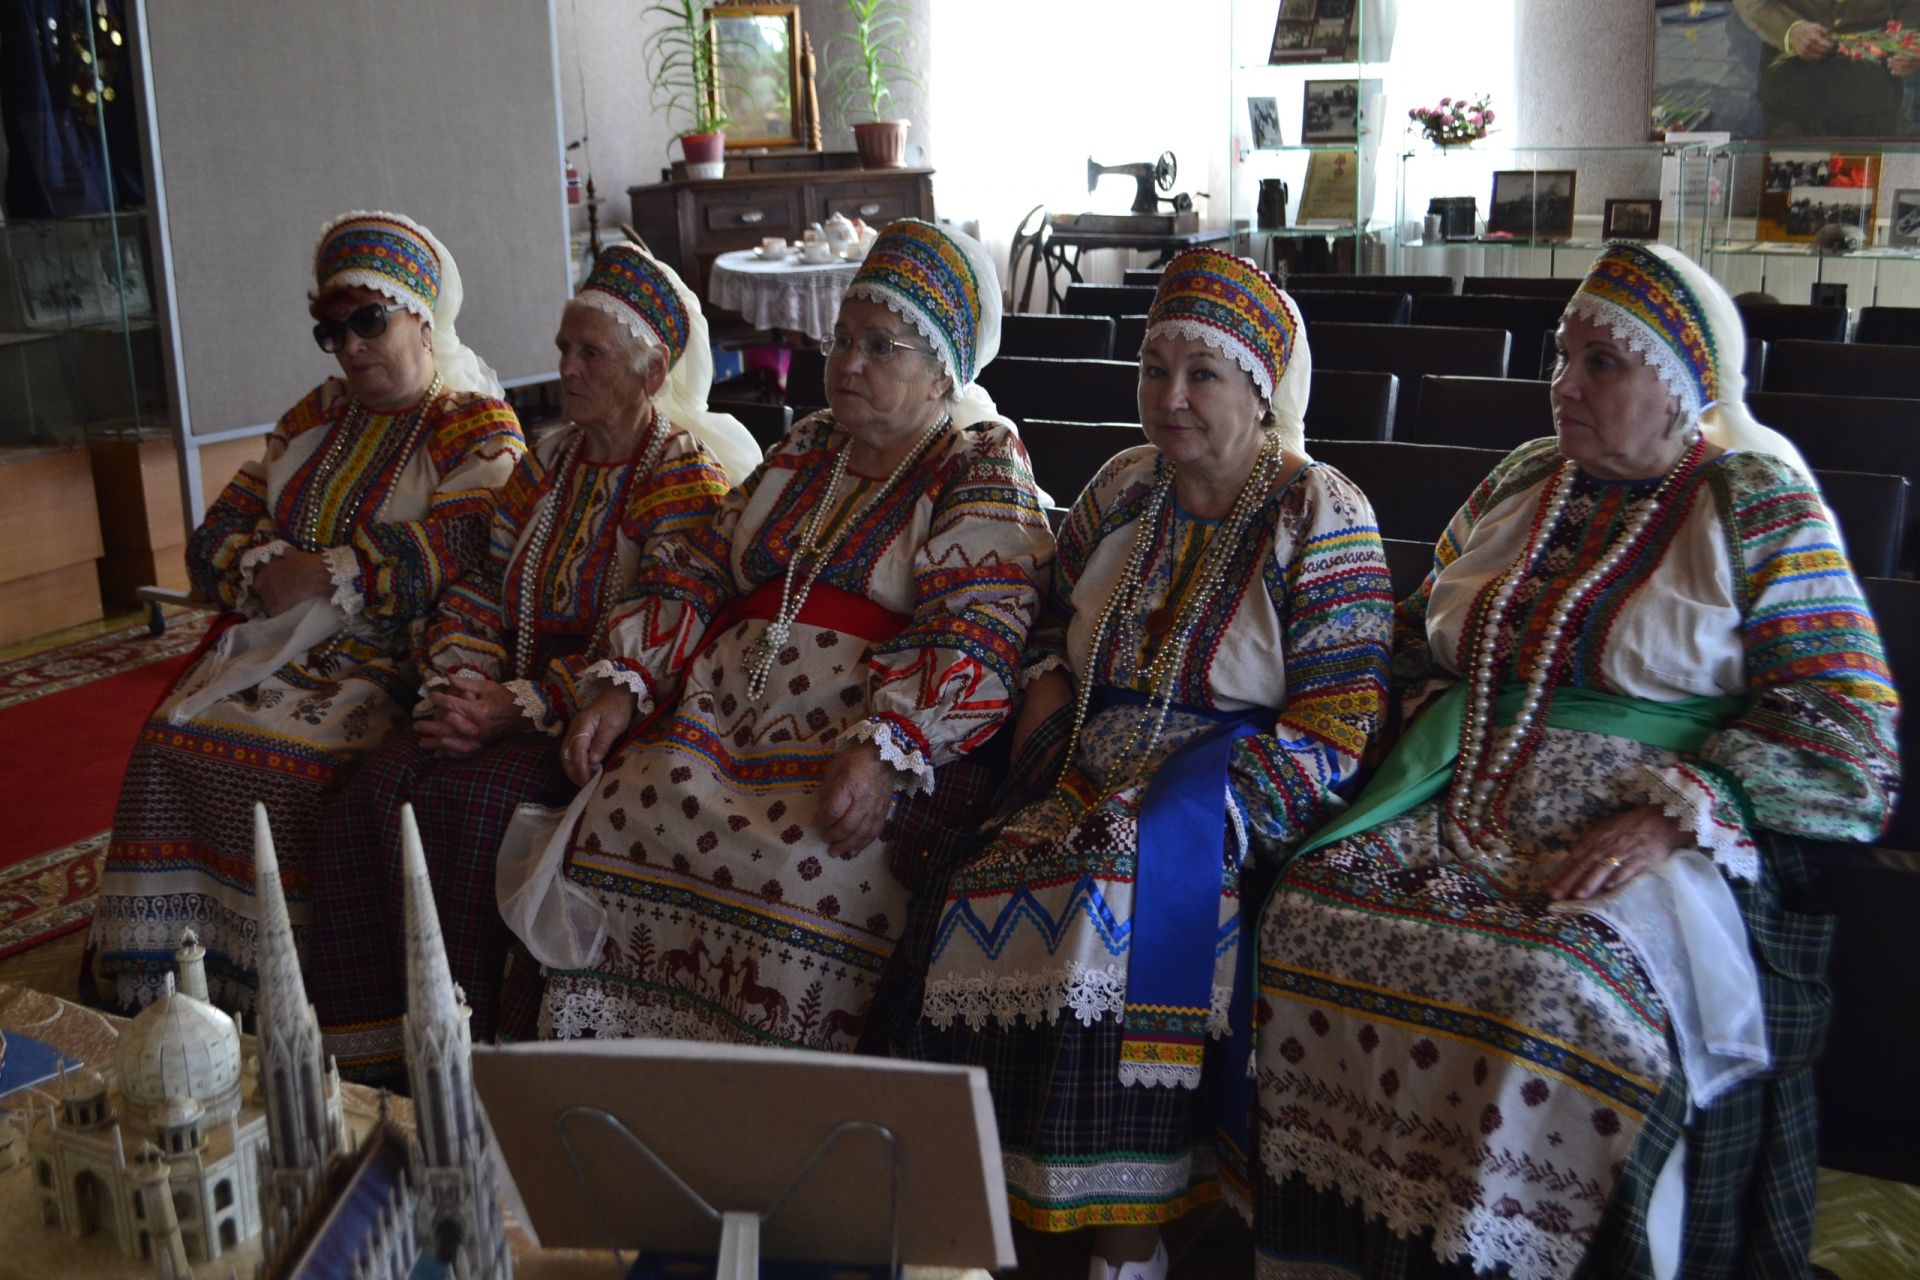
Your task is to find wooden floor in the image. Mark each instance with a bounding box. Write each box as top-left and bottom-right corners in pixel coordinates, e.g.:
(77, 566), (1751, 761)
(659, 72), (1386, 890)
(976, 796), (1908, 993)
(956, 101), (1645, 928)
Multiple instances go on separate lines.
(1, 614), (1913, 1277)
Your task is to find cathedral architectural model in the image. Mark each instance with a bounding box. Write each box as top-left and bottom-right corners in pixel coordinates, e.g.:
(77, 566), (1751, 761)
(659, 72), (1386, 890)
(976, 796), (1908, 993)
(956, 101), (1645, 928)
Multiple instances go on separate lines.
(25, 805), (511, 1278)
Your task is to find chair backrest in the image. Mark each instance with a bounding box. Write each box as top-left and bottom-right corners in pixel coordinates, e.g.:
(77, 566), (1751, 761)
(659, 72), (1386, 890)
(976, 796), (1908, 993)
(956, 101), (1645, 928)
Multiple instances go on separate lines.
(1306, 440), (1505, 544)
(1737, 302), (1849, 345)
(1812, 469), (1908, 580)
(1020, 420), (1144, 506)
(1280, 272), (1455, 296)
(1122, 268), (1164, 287)
(1306, 322), (1510, 438)
(1289, 289), (1413, 325)
(1380, 536), (1437, 601)
(1000, 313), (1115, 360)
(1749, 388), (1920, 569)
(714, 401), (794, 452)
(783, 347), (827, 416)
(1853, 306), (1920, 348)
(1304, 370), (1398, 442)
(1062, 283), (1160, 318)
(1860, 576), (1920, 848)
(1112, 315), (1148, 361)
(1460, 275), (1581, 302)
(1008, 204), (1064, 314)
(1414, 294), (1569, 378)
(975, 357), (1139, 425)
(1764, 340), (1917, 400)
(1410, 376), (1552, 449)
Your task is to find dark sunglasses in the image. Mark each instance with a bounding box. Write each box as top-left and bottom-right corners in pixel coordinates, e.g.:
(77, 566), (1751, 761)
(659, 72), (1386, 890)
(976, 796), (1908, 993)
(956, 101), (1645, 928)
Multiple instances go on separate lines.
(312, 302), (405, 353)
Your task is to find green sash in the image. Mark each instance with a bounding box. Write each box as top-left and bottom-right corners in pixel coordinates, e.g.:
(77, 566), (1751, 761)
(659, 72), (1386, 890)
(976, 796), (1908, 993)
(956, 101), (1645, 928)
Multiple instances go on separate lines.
(1296, 683), (1745, 858)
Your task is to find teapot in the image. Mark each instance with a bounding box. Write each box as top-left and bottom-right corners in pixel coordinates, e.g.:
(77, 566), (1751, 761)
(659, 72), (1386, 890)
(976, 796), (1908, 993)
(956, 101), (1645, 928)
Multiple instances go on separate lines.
(852, 218), (879, 257)
(823, 212), (858, 256)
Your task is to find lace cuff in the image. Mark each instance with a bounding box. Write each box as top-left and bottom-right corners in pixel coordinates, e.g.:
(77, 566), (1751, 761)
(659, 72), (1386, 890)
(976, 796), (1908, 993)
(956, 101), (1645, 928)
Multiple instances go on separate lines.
(579, 659), (655, 723)
(1019, 654), (1071, 690)
(502, 678), (563, 735)
(236, 539), (292, 615)
(1642, 762), (1760, 882)
(321, 544), (366, 617)
(846, 714), (935, 796)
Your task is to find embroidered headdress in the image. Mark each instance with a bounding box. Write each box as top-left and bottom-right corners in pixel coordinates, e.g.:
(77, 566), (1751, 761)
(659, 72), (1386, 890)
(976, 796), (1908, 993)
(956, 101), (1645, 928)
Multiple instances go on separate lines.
(1145, 248), (1297, 404)
(1565, 242), (1718, 418)
(843, 219), (1001, 406)
(573, 244), (692, 363)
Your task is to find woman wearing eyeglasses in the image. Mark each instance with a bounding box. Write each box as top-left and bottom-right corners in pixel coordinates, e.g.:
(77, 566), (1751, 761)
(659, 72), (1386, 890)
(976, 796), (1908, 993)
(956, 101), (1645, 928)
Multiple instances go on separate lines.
(302, 245), (751, 1081)
(493, 219), (1054, 1053)
(90, 211), (524, 1013)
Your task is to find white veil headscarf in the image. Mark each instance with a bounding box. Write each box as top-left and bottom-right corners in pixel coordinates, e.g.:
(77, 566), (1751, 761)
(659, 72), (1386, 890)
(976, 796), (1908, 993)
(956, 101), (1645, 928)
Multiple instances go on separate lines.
(1269, 289), (1312, 454)
(312, 210), (503, 399)
(570, 243), (761, 484)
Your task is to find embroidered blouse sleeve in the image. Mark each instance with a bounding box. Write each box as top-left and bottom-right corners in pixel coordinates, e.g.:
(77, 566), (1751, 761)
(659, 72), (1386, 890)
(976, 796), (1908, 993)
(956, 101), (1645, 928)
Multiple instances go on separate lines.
(1232, 466), (1394, 853)
(857, 423), (1056, 793)
(527, 438), (731, 731)
(330, 395), (526, 624)
(1645, 457), (1902, 877)
(419, 446), (545, 709)
(186, 385), (334, 612)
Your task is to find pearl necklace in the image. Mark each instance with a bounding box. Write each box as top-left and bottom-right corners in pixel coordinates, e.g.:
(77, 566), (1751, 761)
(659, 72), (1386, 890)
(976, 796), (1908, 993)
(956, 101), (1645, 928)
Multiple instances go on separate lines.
(1056, 431), (1283, 788)
(292, 374), (444, 552)
(743, 413), (953, 702)
(510, 413), (670, 680)
(1444, 432), (1706, 857)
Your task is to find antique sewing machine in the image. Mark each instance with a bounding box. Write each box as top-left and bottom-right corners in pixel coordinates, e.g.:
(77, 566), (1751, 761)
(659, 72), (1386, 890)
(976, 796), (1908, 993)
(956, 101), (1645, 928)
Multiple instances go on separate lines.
(1053, 151), (1199, 235)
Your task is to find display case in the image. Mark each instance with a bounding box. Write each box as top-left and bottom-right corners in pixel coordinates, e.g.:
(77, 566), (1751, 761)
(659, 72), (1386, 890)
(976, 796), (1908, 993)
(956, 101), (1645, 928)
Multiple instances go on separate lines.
(1389, 143), (1713, 279)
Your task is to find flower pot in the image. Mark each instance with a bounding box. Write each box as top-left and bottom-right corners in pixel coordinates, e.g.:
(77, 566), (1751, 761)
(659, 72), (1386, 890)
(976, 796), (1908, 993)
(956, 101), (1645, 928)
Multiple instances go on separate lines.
(852, 121), (910, 170)
(680, 131), (727, 180)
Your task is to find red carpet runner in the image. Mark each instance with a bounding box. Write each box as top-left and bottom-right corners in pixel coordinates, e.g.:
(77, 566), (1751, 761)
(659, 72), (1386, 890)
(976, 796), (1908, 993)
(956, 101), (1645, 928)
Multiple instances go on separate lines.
(0, 614), (210, 959)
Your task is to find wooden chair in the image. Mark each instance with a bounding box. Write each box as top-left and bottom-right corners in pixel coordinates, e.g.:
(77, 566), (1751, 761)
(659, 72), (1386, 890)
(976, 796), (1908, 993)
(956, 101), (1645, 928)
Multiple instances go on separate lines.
(1811, 469), (1907, 580)
(1289, 289), (1412, 325)
(1062, 283), (1160, 318)
(1279, 272), (1455, 296)
(1414, 294), (1569, 378)
(1380, 536), (1437, 601)
(1736, 301), (1848, 345)
(1749, 389), (1920, 570)
(1764, 340), (1917, 400)
(976, 357), (1139, 425)
(1852, 306), (1920, 347)
(1123, 268), (1165, 286)
(1304, 370), (1398, 442)
(1306, 323), (1510, 439)
(1020, 420), (1144, 505)
(783, 347), (827, 417)
(1410, 376), (1551, 450)
(712, 401), (793, 452)
(1112, 315), (1148, 361)
(1008, 204), (1067, 314)
(1000, 314), (1116, 360)
(1460, 275), (1581, 302)
(1306, 440), (1504, 544)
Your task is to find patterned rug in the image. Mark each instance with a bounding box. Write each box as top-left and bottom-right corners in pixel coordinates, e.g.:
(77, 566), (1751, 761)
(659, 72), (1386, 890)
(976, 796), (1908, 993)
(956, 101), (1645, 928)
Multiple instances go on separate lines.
(0, 613), (210, 960)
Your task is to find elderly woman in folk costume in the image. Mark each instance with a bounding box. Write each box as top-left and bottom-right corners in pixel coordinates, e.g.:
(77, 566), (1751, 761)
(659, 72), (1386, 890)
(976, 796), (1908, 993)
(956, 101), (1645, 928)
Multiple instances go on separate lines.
(304, 245), (756, 1082)
(904, 249), (1395, 1280)
(92, 212), (525, 1011)
(495, 218), (1054, 1051)
(1251, 243), (1899, 1279)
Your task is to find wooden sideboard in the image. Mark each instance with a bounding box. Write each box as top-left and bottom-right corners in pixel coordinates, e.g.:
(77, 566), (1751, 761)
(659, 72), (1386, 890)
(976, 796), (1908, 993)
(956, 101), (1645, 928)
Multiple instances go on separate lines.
(629, 154), (934, 301)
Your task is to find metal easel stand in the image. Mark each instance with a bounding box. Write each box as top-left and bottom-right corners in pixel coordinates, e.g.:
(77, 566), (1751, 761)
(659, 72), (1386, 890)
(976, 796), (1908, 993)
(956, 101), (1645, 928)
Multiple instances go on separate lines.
(553, 1105), (903, 1280)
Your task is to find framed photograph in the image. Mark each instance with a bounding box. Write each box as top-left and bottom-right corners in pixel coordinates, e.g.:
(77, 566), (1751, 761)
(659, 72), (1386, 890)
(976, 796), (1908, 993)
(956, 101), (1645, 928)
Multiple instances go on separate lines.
(1301, 80), (1360, 144)
(1891, 189), (1920, 249)
(1312, 17), (1350, 56)
(1268, 20), (1318, 60)
(1279, 0), (1315, 19)
(1603, 198), (1662, 241)
(1248, 96), (1283, 150)
(1757, 150), (1880, 246)
(1296, 149), (1360, 225)
(1487, 169), (1577, 241)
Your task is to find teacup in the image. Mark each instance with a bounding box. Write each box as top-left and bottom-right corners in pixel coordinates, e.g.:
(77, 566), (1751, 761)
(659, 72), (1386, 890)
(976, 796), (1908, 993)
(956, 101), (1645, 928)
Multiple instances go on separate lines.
(800, 243), (836, 263)
(759, 237), (787, 256)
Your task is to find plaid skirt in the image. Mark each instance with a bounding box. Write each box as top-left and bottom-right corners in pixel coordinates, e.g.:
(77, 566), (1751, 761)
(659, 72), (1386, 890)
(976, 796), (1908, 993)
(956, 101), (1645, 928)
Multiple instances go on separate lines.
(307, 726), (575, 1079)
(1252, 830), (1832, 1280)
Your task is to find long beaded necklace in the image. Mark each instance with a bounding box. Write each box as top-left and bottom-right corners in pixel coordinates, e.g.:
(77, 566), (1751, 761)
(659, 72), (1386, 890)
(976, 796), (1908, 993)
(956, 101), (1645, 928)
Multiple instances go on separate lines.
(743, 413), (953, 702)
(1444, 431), (1706, 858)
(1055, 430), (1283, 789)
(509, 412), (670, 680)
(290, 374), (445, 552)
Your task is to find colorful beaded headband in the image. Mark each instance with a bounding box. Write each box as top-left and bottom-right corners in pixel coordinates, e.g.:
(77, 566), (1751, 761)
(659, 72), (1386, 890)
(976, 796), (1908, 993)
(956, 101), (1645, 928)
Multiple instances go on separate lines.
(573, 244), (691, 362)
(1144, 248), (1295, 402)
(313, 213), (442, 321)
(1564, 242), (1719, 417)
(844, 219), (984, 387)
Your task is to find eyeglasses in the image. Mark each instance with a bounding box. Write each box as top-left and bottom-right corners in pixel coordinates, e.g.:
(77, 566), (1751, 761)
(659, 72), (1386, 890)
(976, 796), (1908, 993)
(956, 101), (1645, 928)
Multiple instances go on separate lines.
(819, 332), (936, 364)
(312, 302), (406, 353)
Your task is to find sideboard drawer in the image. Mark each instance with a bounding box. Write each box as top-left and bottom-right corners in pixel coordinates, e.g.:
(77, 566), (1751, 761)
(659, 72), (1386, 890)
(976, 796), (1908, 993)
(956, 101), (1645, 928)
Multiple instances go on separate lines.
(815, 181), (925, 227)
(701, 191), (802, 233)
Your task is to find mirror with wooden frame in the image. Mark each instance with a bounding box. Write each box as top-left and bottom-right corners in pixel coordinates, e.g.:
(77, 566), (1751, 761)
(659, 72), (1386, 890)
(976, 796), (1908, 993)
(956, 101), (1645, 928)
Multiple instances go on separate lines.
(707, 4), (804, 150)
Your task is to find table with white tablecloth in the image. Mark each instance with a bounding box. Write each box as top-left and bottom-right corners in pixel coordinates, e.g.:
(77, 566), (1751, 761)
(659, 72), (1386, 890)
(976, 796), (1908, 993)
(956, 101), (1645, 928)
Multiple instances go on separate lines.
(708, 249), (862, 341)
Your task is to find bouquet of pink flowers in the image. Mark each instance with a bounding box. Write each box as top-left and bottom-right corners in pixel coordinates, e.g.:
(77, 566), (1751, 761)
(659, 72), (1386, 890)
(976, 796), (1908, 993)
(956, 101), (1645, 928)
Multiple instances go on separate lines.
(1409, 94), (1494, 147)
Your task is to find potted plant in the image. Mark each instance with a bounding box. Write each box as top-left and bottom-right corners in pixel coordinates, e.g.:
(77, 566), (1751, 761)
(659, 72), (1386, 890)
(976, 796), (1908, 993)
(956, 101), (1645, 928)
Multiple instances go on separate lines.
(824, 0), (923, 169)
(642, 0), (733, 178)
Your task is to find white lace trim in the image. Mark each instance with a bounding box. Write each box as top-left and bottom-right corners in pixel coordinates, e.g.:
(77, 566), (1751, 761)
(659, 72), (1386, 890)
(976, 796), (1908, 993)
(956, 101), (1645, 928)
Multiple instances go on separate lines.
(922, 959), (1233, 1036)
(572, 289), (669, 357)
(503, 677), (562, 735)
(1564, 295), (1707, 419)
(1642, 762), (1759, 882)
(236, 539), (292, 615)
(1019, 654), (1070, 690)
(321, 544), (365, 616)
(1117, 1060), (1205, 1090)
(541, 977), (745, 1044)
(846, 717), (934, 796)
(1146, 317), (1275, 402)
(582, 657), (651, 700)
(844, 283), (966, 391)
(1258, 1128), (1591, 1280)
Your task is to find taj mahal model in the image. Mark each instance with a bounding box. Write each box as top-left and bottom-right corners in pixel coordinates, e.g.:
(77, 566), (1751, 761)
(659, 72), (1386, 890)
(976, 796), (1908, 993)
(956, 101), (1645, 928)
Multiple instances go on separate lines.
(24, 805), (511, 1278)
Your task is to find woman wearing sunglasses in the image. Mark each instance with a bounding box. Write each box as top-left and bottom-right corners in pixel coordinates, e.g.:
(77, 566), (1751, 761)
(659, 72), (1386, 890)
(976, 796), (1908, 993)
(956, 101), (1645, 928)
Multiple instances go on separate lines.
(303, 245), (758, 1081)
(91, 211), (524, 1014)
(492, 219), (1054, 1055)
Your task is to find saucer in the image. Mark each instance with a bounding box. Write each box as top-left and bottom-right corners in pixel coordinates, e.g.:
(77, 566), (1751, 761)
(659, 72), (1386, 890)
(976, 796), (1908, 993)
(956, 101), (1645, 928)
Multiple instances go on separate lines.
(752, 245), (790, 259)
